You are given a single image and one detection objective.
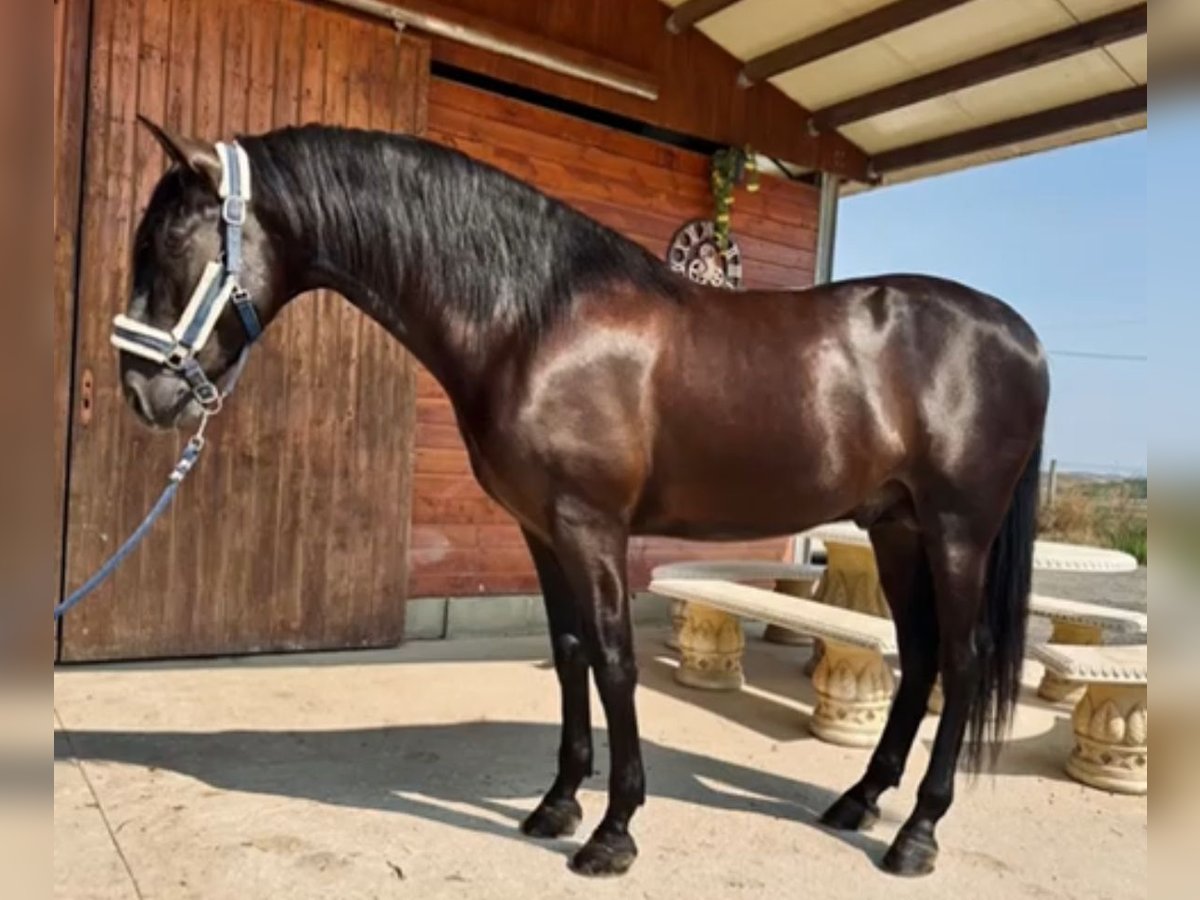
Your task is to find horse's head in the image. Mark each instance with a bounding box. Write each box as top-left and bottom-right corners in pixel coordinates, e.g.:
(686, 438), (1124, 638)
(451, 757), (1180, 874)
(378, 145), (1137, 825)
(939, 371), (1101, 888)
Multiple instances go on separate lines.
(116, 117), (280, 429)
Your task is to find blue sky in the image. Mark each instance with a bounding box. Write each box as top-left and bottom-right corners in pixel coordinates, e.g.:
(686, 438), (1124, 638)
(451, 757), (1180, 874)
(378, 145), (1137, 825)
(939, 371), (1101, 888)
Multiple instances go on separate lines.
(835, 131), (1147, 476)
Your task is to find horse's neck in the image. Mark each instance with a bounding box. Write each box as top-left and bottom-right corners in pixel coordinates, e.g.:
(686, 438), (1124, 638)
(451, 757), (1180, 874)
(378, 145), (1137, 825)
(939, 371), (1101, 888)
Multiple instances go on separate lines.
(275, 163), (518, 415)
(303, 257), (509, 417)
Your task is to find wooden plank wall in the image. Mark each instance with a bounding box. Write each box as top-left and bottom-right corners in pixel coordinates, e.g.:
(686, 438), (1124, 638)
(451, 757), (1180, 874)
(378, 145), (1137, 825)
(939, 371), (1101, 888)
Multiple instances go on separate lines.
(412, 77), (818, 598)
(59, 0), (427, 660)
(392, 0), (867, 179)
(53, 0), (91, 606)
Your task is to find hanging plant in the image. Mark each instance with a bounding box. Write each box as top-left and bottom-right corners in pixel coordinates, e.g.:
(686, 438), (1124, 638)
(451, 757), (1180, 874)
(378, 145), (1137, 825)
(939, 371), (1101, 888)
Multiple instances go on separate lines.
(710, 144), (760, 250)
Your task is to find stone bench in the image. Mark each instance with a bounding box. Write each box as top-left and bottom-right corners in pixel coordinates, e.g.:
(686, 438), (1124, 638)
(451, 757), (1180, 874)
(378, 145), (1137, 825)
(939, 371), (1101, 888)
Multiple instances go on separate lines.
(650, 577), (896, 747)
(650, 561), (824, 650)
(1030, 643), (1147, 795)
(1028, 595), (1148, 703)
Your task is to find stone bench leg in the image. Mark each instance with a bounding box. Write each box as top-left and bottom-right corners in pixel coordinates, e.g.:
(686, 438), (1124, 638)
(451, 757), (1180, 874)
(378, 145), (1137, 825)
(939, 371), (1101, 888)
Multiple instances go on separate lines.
(674, 602), (745, 691)
(1066, 682), (1147, 794)
(810, 639), (894, 747)
(1038, 620), (1104, 704)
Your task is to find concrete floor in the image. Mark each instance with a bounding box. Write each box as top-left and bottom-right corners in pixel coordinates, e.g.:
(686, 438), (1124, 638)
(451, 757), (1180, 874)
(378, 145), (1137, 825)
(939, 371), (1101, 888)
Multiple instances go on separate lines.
(54, 628), (1147, 900)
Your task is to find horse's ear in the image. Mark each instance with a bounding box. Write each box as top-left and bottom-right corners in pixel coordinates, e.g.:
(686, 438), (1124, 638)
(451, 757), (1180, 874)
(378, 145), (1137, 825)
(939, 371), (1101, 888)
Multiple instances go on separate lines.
(136, 115), (222, 192)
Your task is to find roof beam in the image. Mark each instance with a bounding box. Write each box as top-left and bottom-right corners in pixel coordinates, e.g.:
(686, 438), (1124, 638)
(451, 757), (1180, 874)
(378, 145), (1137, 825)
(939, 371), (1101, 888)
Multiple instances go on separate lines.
(870, 85), (1147, 175)
(811, 4), (1148, 131)
(739, 0), (973, 87)
(665, 0), (744, 35)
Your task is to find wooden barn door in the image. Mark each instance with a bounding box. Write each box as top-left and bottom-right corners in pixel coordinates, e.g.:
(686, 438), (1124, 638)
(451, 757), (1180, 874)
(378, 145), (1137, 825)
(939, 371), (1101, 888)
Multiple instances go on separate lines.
(59, 0), (429, 661)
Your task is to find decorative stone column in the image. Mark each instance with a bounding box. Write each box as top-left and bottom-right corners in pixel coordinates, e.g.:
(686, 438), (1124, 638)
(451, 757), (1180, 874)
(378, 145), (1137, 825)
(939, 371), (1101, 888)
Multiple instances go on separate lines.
(1066, 682), (1148, 794)
(809, 640), (895, 747)
(1037, 620), (1104, 704)
(812, 543), (890, 617)
(675, 602), (745, 691)
(806, 543), (889, 680)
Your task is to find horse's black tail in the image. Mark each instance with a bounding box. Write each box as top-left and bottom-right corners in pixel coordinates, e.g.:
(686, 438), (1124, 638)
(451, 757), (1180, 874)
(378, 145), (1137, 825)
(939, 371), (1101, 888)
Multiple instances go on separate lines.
(967, 439), (1042, 771)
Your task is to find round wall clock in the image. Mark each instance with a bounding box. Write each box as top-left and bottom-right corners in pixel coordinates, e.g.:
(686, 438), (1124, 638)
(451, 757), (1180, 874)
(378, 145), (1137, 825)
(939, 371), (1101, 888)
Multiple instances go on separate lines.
(666, 218), (743, 289)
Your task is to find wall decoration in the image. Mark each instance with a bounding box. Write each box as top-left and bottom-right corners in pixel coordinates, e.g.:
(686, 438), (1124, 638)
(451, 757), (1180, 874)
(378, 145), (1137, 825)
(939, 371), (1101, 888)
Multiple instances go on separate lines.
(667, 218), (743, 289)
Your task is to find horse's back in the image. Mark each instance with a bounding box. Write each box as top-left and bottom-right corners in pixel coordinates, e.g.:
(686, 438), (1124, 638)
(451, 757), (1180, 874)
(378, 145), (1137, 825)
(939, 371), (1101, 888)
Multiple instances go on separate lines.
(632, 274), (1047, 537)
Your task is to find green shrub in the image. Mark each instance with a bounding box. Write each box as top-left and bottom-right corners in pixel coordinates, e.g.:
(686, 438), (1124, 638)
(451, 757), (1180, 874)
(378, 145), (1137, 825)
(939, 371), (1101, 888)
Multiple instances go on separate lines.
(1039, 481), (1147, 565)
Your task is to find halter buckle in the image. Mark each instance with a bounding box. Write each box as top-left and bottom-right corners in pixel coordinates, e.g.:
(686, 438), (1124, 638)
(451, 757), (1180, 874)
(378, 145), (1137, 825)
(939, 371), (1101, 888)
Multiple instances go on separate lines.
(165, 344), (190, 370)
(191, 380), (222, 412)
(222, 196), (247, 226)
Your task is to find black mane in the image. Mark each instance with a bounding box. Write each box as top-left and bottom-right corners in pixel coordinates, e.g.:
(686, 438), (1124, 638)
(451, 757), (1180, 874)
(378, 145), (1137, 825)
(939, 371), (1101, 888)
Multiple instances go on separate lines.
(239, 125), (687, 337)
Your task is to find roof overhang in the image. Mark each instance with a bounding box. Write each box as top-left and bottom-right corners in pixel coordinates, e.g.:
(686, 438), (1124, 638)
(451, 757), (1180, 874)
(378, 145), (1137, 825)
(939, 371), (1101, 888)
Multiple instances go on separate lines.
(661, 0), (1148, 189)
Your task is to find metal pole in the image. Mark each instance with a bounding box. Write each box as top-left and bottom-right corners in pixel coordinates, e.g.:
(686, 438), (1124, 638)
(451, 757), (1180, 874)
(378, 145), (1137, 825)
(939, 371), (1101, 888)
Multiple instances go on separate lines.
(814, 172), (840, 285)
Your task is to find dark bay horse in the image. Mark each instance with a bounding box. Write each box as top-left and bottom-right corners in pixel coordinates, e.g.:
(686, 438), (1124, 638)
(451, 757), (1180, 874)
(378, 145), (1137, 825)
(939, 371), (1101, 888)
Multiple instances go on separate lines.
(118, 119), (1049, 878)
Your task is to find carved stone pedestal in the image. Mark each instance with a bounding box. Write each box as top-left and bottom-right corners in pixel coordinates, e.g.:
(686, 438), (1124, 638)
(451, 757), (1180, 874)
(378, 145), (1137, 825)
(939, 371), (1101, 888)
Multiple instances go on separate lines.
(1066, 683), (1148, 794)
(813, 543), (890, 616)
(674, 602), (745, 691)
(810, 641), (895, 747)
(1037, 620), (1104, 704)
(804, 543), (889, 682)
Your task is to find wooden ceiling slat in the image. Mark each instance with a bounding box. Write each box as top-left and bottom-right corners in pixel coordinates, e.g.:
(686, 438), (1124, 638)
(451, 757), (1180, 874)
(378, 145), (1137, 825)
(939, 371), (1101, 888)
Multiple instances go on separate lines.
(811, 4), (1148, 132)
(739, 0), (973, 87)
(871, 85), (1147, 174)
(665, 0), (744, 35)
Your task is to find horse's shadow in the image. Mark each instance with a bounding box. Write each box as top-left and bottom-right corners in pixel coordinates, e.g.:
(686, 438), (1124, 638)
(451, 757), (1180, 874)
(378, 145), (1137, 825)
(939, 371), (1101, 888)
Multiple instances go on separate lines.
(54, 718), (888, 864)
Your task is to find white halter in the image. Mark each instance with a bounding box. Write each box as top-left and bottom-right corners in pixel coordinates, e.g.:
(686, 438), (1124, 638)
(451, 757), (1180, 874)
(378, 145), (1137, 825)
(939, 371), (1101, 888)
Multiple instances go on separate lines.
(111, 141), (261, 409)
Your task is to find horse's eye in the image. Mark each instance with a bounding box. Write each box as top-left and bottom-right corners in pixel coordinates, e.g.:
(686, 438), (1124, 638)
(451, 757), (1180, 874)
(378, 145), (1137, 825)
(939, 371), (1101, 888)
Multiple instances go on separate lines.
(162, 225), (189, 255)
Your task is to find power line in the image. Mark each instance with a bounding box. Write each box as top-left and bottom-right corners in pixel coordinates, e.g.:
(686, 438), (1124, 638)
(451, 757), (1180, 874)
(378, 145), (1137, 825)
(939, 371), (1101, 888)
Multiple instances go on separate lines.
(1047, 349), (1147, 362)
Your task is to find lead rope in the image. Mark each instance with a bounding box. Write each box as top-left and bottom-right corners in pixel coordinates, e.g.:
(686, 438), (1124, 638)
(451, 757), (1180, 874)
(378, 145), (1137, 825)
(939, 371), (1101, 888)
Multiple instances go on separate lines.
(62, 139), (259, 622)
(52, 414), (210, 621)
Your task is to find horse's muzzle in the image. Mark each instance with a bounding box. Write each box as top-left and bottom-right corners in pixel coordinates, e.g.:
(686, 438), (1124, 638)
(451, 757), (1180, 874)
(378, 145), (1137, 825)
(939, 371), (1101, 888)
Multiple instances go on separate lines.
(122, 368), (200, 430)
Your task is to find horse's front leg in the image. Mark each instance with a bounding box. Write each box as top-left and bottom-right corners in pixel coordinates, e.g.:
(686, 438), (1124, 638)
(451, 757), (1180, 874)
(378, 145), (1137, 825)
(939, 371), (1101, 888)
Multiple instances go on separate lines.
(520, 529), (593, 839)
(550, 499), (643, 876)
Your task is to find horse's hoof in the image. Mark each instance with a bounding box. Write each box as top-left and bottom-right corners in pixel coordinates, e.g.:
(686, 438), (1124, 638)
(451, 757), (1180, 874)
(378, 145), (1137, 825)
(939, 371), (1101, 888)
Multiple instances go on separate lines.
(881, 823), (939, 877)
(820, 793), (880, 831)
(521, 798), (583, 839)
(568, 832), (637, 877)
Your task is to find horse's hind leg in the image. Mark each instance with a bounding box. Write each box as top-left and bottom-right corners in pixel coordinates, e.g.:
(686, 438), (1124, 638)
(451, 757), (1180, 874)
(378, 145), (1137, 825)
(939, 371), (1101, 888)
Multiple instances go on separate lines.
(520, 529), (593, 839)
(550, 500), (643, 876)
(882, 516), (990, 876)
(822, 522), (938, 831)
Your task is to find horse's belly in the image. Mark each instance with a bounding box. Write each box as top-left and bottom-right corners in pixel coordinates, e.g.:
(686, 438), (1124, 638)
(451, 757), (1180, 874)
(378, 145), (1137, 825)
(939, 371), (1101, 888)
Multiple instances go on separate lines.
(632, 450), (858, 539)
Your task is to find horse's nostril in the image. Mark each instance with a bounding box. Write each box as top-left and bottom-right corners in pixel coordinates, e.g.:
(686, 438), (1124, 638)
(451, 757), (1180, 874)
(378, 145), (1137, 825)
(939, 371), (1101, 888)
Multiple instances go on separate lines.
(123, 371), (154, 421)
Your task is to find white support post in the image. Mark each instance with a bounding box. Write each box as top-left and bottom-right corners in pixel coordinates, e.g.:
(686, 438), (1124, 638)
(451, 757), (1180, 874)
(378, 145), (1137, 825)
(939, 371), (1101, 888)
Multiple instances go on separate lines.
(814, 172), (841, 285)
